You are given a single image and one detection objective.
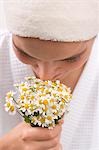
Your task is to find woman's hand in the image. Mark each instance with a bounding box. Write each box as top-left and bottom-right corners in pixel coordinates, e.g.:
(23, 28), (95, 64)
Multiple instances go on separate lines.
(0, 121), (63, 150)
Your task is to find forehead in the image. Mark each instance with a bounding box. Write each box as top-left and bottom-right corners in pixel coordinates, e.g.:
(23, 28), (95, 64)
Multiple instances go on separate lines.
(12, 35), (85, 60)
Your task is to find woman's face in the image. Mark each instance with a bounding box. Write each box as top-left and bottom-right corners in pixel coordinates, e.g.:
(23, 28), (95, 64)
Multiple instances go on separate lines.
(12, 35), (95, 85)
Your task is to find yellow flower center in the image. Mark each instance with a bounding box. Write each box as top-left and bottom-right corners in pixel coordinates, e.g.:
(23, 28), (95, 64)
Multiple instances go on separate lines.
(7, 93), (12, 99)
(50, 99), (54, 103)
(7, 102), (10, 107)
(40, 118), (45, 123)
(60, 104), (64, 109)
(24, 104), (29, 109)
(10, 106), (15, 112)
(58, 87), (62, 92)
(39, 100), (42, 104)
(43, 100), (48, 105)
(62, 99), (65, 103)
(52, 105), (56, 109)
(31, 96), (34, 100)
(22, 87), (28, 92)
(20, 95), (25, 100)
(47, 116), (52, 120)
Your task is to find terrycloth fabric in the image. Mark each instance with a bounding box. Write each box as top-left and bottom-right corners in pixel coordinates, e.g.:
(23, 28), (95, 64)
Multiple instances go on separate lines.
(61, 33), (99, 150)
(0, 31), (99, 150)
(0, 31), (33, 136)
(4, 0), (99, 42)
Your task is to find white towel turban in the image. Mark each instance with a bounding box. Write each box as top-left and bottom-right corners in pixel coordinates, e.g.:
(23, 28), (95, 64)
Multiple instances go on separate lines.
(4, 0), (99, 42)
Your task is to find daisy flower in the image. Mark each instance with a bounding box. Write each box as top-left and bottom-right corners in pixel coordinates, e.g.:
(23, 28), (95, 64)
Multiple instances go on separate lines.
(4, 76), (72, 129)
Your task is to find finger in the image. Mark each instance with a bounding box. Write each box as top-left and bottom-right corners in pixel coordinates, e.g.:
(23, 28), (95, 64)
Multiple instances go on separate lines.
(58, 119), (64, 125)
(22, 122), (62, 141)
(29, 134), (61, 150)
(47, 143), (62, 150)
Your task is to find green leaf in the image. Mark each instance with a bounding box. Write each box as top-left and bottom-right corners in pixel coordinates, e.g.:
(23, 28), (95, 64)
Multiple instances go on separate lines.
(24, 115), (31, 123)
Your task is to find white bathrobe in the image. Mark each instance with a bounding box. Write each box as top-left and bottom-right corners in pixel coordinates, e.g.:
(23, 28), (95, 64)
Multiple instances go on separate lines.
(0, 31), (99, 150)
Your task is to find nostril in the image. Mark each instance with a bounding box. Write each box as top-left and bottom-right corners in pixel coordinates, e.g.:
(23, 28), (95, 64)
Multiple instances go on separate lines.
(33, 72), (39, 78)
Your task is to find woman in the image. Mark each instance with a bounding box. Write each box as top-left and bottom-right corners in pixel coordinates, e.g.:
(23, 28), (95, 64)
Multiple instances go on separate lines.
(0, 0), (99, 149)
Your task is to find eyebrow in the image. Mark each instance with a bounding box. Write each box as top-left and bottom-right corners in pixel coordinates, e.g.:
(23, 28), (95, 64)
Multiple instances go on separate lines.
(12, 39), (86, 61)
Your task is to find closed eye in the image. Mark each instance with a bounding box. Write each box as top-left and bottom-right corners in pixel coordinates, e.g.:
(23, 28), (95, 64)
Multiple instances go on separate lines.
(63, 55), (81, 63)
(12, 39), (86, 63)
(60, 49), (86, 63)
(12, 40), (34, 59)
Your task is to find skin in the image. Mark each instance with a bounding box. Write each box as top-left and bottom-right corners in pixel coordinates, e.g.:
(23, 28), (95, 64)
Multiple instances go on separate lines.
(0, 35), (95, 150)
(0, 121), (63, 150)
(12, 35), (95, 92)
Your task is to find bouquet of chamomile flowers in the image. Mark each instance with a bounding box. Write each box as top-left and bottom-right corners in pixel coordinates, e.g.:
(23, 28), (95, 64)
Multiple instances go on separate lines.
(4, 76), (72, 129)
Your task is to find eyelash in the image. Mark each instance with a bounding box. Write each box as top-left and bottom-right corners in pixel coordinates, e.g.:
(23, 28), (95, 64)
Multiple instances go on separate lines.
(62, 55), (81, 63)
(16, 48), (31, 58)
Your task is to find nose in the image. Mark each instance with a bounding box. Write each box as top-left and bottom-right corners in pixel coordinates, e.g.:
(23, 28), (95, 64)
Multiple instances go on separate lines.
(32, 62), (55, 80)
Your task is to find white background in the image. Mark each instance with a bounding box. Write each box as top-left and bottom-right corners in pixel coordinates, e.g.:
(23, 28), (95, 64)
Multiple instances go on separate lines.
(0, 1), (7, 30)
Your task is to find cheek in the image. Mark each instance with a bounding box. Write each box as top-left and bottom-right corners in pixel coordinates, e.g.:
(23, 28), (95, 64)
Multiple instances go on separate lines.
(72, 53), (89, 71)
